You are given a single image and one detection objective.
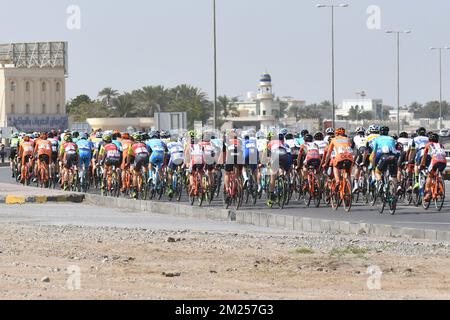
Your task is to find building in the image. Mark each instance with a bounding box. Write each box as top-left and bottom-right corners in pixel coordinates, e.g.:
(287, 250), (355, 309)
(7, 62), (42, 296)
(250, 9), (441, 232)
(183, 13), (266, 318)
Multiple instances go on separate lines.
(222, 73), (280, 131)
(0, 42), (68, 132)
(336, 98), (383, 120)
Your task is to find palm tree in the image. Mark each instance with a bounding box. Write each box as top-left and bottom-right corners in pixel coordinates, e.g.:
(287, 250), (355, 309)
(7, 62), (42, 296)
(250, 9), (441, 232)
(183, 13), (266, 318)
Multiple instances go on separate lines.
(111, 93), (137, 118)
(98, 87), (119, 108)
(133, 85), (170, 117)
(217, 95), (239, 118)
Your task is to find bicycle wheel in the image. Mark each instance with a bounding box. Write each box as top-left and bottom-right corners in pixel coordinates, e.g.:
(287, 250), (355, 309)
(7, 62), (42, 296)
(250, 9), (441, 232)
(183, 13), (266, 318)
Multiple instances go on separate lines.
(234, 179), (244, 211)
(277, 176), (287, 209)
(304, 179), (312, 207)
(435, 177), (445, 211)
(313, 178), (321, 208)
(388, 180), (398, 215)
(376, 183), (386, 214)
(343, 179), (352, 213)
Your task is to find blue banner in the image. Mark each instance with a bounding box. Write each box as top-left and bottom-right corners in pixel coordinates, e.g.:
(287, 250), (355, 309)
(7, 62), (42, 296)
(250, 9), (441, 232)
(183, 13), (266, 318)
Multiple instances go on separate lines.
(7, 115), (68, 132)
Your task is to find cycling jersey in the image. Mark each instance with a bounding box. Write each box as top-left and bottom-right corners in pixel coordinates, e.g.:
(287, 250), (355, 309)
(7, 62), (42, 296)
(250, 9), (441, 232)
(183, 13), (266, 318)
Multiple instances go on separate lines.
(167, 141), (184, 168)
(353, 135), (367, 150)
(314, 140), (329, 157)
(366, 134), (380, 150)
(422, 142), (447, 172)
(242, 138), (259, 167)
(146, 139), (167, 167)
(328, 136), (354, 164)
(397, 137), (412, 153)
(35, 139), (53, 158)
(77, 139), (94, 169)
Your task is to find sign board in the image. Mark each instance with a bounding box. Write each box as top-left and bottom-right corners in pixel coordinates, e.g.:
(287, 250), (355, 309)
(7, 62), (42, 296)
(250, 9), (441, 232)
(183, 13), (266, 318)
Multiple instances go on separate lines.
(154, 112), (187, 132)
(7, 115), (68, 132)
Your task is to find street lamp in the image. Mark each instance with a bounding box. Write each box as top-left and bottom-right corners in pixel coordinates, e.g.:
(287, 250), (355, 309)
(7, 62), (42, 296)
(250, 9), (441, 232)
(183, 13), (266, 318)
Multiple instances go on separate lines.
(430, 46), (450, 130)
(386, 30), (411, 135)
(213, 0), (218, 130)
(316, 3), (349, 129)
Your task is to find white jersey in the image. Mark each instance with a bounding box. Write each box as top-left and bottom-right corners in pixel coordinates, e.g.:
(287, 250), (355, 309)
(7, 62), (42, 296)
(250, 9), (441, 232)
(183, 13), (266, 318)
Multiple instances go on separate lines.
(324, 135), (333, 144)
(397, 137), (412, 153)
(314, 140), (329, 156)
(257, 139), (268, 153)
(353, 135), (367, 150)
(412, 136), (429, 151)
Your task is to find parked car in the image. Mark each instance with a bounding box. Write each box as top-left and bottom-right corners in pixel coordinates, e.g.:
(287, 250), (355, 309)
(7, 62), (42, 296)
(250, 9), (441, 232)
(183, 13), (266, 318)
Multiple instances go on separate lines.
(439, 129), (450, 137)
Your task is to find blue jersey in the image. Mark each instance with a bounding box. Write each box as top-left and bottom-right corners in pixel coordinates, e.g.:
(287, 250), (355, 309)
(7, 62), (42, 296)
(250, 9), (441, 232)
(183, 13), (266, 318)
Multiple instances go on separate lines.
(146, 139), (167, 156)
(243, 138), (259, 161)
(372, 136), (398, 157)
(112, 140), (123, 152)
(77, 139), (94, 153)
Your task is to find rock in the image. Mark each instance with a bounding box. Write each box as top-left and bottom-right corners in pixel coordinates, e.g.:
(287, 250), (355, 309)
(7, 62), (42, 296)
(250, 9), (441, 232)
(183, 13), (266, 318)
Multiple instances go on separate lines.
(162, 272), (181, 278)
(41, 276), (50, 283)
(316, 267), (324, 272)
(210, 270), (218, 274)
(167, 237), (176, 243)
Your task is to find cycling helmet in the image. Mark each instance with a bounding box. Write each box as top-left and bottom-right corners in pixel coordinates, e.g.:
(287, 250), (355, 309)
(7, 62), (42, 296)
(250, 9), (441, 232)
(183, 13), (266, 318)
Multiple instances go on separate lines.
(103, 134), (112, 143)
(11, 133), (19, 139)
(368, 125), (380, 134)
(80, 133), (89, 140)
(148, 131), (160, 140)
(40, 132), (48, 140)
(279, 128), (289, 137)
(314, 132), (324, 141)
(411, 133), (418, 139)
(132, 133), (142, 142)
(141, 133), (150, 141)
(256, 131), (265, 139)
(392, 134), (398, 141)
(301, 129), (309, 137)
(356, 127), (366, 134)
(399, 132), (409, 139)
(285, 133), (294, 140)
(48, 132), (54, 139)
(23, 136), (31, 142)
(325, 128), (335, 135)
(416, 127), (427, 136)
(187, 130), (196, 139)
(160, 131), (170, 139)
(336, 128), (346, 136)
(304, 134), (314, 143)
(95, 132), (103, 139)
(429, 132), (439, 143)
(64, 135), (73, 143)
(380, 126), (390, 136)
(267, 132), (274, 140)
(122, 133), (130, 140)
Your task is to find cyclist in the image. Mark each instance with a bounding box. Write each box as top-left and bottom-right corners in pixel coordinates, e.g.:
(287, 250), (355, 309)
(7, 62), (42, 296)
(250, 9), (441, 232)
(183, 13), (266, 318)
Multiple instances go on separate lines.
(199, 132), (218, 194)
(127, 133), (150, 198)
(420, 132), (447, 202)
(18, 135), (35, 184)
(98, 134), (122, 190)
(369, 126), (401, 193)
(146, 131), (168, 187)
(266, 130), (293, 206)
(353, 127), (368, 193)
(409, 127), (429, 190)
(166, 134), (185, 197)
(323, 128), (354, 193)
(34, 132), (53, 181)
(397, 132), (412, 191)
(295, 129), (309, 147)
(119, 133), (134, 193)
(242, 131), (259, 191)
(298, 134), (321, 188)
(324, 128), (335, 144)
(9, 133), (20, 178)
(223, 129), (244, 200)
(185, 130), (206, 194)
(76, 133), (94, 181)
(59, 135), (79, 188)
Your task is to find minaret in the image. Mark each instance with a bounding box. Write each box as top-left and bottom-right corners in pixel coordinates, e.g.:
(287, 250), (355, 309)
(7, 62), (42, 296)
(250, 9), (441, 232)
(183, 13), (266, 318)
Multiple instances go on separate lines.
(257, 73), (274, 117)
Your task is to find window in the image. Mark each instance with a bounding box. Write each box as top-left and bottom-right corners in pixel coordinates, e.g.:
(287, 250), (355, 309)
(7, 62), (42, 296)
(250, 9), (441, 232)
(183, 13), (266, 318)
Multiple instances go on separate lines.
(56, 104), (61, 114)
(10, 104), (15, 114)
(56, 82), (61, 92)
(42, 82), (46, 92)
(42, 104), (46, 114)
(10, 81), (16, 91)
(26, 104), (30, 114)
(26, 81), (30, 92)
(262, 110), (266, 116)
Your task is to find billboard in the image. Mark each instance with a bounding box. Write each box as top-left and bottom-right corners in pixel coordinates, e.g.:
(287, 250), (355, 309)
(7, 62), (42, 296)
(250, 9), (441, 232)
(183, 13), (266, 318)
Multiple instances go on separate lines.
(7, 115), (68, 132)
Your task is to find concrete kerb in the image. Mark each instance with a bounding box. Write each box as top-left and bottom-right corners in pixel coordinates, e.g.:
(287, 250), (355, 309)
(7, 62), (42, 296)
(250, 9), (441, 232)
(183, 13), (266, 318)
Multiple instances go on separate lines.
(0, 193), (84, 205)
(82, 194), (450, 242)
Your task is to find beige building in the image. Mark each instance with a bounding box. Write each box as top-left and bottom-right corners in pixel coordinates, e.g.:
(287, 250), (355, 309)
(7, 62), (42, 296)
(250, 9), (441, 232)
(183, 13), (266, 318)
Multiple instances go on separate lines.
(0, 42), (68, 131)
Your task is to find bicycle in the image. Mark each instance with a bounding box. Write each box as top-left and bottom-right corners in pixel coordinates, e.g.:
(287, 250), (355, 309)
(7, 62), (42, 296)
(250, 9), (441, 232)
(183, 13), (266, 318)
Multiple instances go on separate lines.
(148, 167), (165, 200)
(413, 170), (427, 207)
(352, 164), (370, 205)
(303, 165), (321, 208)
(422, 169), (446, 211)
(223, 167), (244, 210)
(79, 162), (90, 193)
(36, 157), (50, 188)
(243, 166), (258, 206)
(101, 164), (120, 197)
(329, 163), (353, 213)
(373, 170), (398, 215)
(189, 167), (205, 207)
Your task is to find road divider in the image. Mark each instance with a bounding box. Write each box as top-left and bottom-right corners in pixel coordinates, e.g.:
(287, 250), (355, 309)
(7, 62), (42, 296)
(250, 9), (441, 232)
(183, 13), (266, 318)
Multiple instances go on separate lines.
(84, 194), (450, 242)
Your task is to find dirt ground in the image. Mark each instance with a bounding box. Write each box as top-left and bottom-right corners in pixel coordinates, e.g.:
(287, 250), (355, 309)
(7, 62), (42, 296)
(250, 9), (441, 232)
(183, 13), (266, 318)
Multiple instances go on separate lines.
(0, 223), (449, 300)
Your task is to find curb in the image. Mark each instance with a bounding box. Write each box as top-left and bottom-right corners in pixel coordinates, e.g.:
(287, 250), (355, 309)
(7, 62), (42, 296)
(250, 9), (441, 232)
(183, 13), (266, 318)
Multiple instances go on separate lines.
(0, 194), (85, 205)
(0, 163), (9, 168)
(84, 194), (450, 242)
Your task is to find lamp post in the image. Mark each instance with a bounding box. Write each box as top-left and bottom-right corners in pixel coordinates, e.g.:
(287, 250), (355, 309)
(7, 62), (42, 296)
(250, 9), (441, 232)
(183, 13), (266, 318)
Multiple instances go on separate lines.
(316, 3), (349, 129)
(213, 0), (218, 130)
(386, 30), (411, 135)
(430, 46), (450, 130)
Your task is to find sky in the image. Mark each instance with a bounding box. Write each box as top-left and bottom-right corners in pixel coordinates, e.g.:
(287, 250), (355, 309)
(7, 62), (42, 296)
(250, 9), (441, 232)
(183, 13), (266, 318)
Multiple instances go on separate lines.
(1, 0), (449, 106)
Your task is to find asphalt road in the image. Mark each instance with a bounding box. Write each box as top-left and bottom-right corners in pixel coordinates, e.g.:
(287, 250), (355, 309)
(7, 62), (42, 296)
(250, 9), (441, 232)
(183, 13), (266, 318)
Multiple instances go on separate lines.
(1, 167), (449, 231)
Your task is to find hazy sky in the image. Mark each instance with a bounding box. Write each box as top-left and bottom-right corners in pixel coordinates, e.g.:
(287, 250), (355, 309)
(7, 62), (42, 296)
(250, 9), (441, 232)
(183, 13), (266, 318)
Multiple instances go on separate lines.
(1, 0), (449, 106)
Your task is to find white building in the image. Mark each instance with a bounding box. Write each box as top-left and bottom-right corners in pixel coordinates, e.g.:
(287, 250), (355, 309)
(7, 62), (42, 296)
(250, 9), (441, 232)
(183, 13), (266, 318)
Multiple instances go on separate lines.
(223, 73), (280, 131)
(337, 98), (383, 120)
(0, 42), (68, 132)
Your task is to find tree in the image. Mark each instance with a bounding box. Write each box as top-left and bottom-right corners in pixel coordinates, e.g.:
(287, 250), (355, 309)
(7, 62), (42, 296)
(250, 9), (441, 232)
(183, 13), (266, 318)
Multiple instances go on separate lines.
(217, 95), (239, 118)
(417, 101), (450, 119)
(69, 102), (110, 122)
(133, 85), (170, 117)
(66, 94), (92, 114)
(111, 93), (137, 118)
(98, 87), (119, 108)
